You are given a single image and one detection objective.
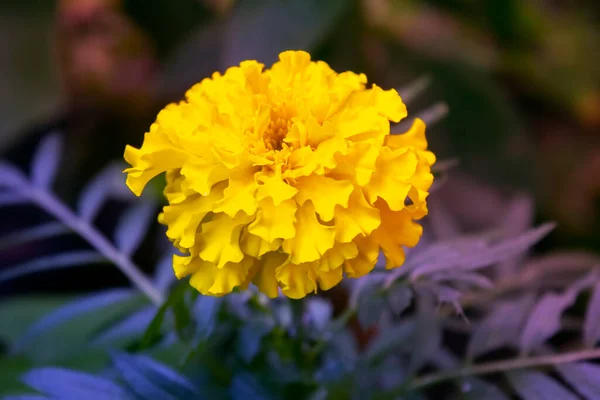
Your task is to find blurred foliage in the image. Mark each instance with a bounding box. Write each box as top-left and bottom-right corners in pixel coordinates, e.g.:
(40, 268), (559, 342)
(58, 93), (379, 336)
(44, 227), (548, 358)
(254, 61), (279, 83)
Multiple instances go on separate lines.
(1, 0), (598, 246)
(1, 0), (600, 397)
(2, 136), (600, 399)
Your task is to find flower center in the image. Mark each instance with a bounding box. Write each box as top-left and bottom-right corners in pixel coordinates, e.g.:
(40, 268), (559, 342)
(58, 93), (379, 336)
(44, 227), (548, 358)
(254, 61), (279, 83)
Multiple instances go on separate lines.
(263, 106), (292, 151)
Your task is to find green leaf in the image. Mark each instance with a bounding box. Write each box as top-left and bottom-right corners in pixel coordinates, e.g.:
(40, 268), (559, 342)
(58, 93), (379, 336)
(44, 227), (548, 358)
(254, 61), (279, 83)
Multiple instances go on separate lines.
(9, 292), (147, 362)
(139, 281), (195, 349)
(0, 356), (34, 395)
(0, 295), (72, 346)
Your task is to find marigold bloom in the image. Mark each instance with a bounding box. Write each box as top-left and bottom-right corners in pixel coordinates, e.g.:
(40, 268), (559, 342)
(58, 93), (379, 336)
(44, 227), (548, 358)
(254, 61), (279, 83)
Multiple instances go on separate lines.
(124, 50), (435, 299)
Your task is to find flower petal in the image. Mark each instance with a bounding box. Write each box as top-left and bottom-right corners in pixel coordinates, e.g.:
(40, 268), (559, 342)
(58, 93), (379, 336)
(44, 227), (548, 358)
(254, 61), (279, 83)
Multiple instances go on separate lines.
(253, 252), (288, 298)
(282, 201), (336, 264)
(198, 212), (253, 268)
(248, 198), (297, 242)
(295, 175), (353, 221)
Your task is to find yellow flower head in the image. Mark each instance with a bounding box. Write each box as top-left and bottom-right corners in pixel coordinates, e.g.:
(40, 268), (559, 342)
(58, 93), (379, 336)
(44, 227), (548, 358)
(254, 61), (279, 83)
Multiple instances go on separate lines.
(124, 50), (435, 299)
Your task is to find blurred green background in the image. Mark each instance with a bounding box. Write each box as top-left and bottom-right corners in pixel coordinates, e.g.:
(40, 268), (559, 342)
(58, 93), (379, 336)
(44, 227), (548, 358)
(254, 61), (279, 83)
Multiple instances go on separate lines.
(1, 0), (599, 256)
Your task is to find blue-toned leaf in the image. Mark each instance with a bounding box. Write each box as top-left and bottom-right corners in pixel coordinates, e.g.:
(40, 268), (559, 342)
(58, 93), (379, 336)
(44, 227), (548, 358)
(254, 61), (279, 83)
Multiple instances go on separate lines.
(21, 367), (133, 400)
(314, 352), (347, 383)
(78, 163), (132, 221)
(0, 251), (106, 285)
(387, 285), (413, 315)
(584, 283), (600, 348)
(0, 161), (27, 187)
(153, 252), (176, 292)
(273, 302), (292, 329)
(237, 316), (276, 363)
(13, 289), (135, 354)
(407, 298), (442, 375)
(0, 223), (69, 251)
(92, 306), (157, 347)
(461, 378), (510, 400)
(507, 370), (578, 400)
(467, 295), (537, 360)
(223, 0), (349, 67)
(556, 362), (600, 400)
(354, 274), (387, 328)
(114, 201), (156, 256)
(364, 320), (416, 363)
(3, 396), (49, 400)
(230, 372), (273, 400)
(410, 223), (555, 279)
(305, 298), (332, 333)
(193, 295), (222, 337)
(111, 352), (200, 400)
(30, 133), (62, 189)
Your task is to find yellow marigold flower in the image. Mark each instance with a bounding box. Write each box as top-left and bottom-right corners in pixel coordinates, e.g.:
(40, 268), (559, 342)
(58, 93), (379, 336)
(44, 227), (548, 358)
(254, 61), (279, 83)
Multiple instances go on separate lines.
(124, 50), (435, 299)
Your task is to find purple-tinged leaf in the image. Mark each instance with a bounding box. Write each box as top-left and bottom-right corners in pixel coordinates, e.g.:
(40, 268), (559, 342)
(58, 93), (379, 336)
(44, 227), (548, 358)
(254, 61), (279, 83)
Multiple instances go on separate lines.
(153, 251), (176, 292)
(114, 201), (155, 256)
(461, 378), (510, 400)
(520, 293), (575, 355)
(507, 370), (578, 400)
(584, 282), (600, 348)
(30, 133), (62, 189)
(411, 223), (555, 279)
(0, 192), (29, 206)
(414, 282), (463, 314)
(428, 196), (461, 241)
(467, 295), (536, 360)
(520, 271), (596, 355)
(396, 75), (432, 105)
(0, 222), (69, 251)
(21, 367), (133, 400)
(429, 271), (494, 290)
(556, 362), (600, 400)
(494, 194), (534, 278)
(78, 163), (132, 222)
(0, 161), (27, 188)
(0, 251), (106, 285)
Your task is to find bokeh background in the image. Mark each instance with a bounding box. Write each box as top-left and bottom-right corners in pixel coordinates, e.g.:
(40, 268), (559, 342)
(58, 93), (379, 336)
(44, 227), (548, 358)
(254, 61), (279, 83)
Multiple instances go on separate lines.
(1, 0), (599, 293)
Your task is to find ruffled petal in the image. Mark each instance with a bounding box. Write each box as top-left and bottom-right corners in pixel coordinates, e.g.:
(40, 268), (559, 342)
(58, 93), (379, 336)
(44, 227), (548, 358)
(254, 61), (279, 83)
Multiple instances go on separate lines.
(282, 201), (336, 264)
(295, 175), (353, 221)
(248, 198), (297, 242)
(197, 213), (253, 268)
(253, 252), (288, 298)
(276, 261), (317, 299)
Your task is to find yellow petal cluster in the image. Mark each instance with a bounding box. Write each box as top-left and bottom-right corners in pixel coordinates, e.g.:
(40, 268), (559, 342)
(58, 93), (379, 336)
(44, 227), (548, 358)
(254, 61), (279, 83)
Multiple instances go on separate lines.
(124, 51), (435, 299)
